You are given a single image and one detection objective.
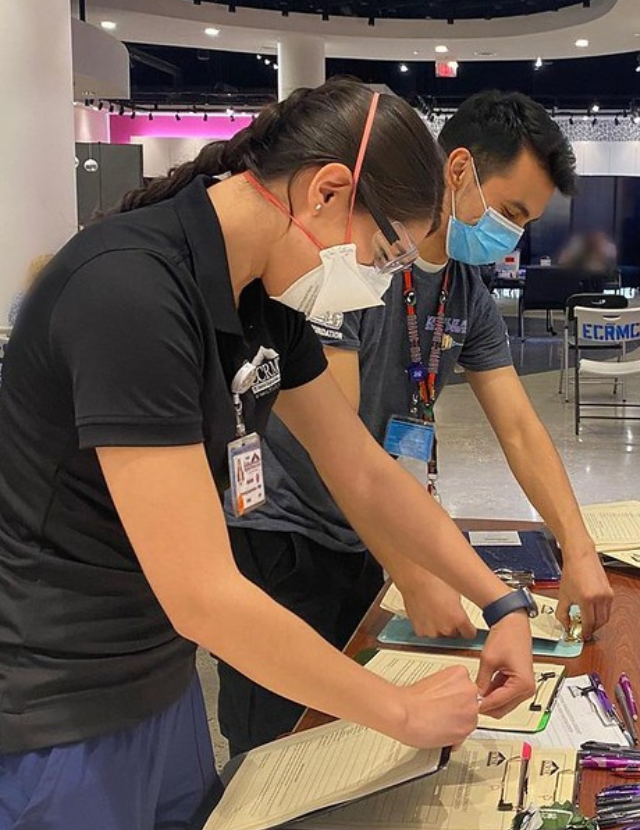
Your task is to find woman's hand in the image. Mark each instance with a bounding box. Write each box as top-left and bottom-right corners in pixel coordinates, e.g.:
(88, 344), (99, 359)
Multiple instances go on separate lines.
(391, 666), (480, 749)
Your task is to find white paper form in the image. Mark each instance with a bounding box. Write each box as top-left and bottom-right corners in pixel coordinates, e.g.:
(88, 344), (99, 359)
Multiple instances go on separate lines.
(581, 501), (640, 549)
(204, 721), (442, 830)
(380, 584), (564, 642)
(364, 651), (564, 733)
(289, 741), (577, 830)
(474, 674), (628, 749)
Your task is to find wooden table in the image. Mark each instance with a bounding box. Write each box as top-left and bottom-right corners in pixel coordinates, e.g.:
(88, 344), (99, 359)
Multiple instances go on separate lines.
(296, 519), (640, 821)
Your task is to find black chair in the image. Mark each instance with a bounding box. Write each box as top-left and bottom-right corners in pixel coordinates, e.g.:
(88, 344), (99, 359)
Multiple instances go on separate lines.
(559, 293), (629, 401)
(519, 267), (607, 340)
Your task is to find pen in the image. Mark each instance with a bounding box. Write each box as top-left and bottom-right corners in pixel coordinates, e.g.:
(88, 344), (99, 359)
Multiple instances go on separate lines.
(622, 673), (639, 722)
(597, 809), (640, 828)
(581, 741), (640, 753)
(581, 757), (640, 770)
(617, 684), (640, 745)
(590, 671), (617, 720)
(599, 785), (640, 796)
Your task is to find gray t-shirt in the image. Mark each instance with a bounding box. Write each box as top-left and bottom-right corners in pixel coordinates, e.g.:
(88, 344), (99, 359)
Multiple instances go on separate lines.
(224, 260), (513, 553)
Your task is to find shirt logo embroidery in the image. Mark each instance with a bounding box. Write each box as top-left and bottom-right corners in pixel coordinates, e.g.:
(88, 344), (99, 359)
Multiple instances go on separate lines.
(426, 316), (466, 350)
(250, 346), (282, 398)
(310, 312), (345, 342)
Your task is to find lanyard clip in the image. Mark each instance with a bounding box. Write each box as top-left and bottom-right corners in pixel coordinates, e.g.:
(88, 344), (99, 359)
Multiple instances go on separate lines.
(233, 393), (246, 438)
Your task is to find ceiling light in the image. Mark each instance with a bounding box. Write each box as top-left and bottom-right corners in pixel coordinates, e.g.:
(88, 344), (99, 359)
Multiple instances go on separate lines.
(575, 38), (589, 48)
(413, 50), (419, 56)
(435, 45), (448, 54)
(591, 102), (600, 113)
(205, 27), (220, 36)
(634, 114), (640, 125)
(226, 107), (235, 117)
(257, 54), (262, 60)
(582, 115), (589, 121)
(100, 20), (116, 30)
(399, 63), (409, 73)
(534, 56), (543, 70)
(274, 63), (279, 70)
(264, 58), (271, 65)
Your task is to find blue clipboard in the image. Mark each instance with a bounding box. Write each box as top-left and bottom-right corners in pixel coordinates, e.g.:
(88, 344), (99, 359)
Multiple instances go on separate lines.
(378, 615), (584, 658)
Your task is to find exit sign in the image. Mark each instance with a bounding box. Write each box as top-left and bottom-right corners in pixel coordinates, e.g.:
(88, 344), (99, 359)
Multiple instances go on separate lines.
(436, 61), (459, 78)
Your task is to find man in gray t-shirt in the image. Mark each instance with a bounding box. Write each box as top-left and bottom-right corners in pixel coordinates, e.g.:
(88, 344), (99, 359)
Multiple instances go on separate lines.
(219, 91), (613, 756)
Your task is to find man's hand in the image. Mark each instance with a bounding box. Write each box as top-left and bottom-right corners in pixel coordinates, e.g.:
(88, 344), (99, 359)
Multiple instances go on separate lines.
(400, 572), (477, 640)
(557, 542), (613, 640)
(477, 611), (535, 719)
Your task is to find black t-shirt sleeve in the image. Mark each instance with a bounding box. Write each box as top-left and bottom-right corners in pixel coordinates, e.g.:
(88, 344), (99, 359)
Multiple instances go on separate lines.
(50, 250), (205, 449)
(277, 307), (328, 390)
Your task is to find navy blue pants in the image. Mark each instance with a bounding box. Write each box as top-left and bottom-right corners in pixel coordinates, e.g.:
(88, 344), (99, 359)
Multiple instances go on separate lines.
(0, 674), (221, 830)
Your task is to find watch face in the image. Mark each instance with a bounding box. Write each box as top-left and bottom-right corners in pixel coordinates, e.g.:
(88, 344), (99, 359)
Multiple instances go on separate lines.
(523, 587), (539, 618)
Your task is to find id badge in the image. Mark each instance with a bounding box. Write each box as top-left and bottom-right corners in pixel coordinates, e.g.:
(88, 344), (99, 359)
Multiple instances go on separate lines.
(383, 416), (435, 463)
(227, 432), (266, 518)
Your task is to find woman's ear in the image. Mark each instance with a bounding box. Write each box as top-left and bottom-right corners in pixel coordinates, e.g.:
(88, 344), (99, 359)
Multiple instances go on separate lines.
(308, 163), (354, 215)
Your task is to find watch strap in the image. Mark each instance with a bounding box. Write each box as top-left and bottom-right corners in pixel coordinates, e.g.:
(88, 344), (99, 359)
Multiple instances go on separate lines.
(483, 588), (532, 628)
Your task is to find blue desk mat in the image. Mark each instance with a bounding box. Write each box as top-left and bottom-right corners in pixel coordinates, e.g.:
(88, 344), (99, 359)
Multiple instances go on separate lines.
(378, 615), (584, 659)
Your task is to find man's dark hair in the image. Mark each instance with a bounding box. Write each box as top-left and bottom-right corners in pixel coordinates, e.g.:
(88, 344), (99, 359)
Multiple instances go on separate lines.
(438, 90), (577, 196)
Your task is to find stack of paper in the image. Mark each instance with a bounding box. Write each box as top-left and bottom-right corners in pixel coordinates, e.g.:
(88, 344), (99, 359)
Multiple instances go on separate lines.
(380, 583), (565, 642)
(204, 720), (445, 830)
(581, 500), (640, 567)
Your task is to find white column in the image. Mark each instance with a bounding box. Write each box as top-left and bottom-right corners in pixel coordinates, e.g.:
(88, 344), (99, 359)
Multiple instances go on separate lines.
(277, 36), (325, 101)
(0, 0), (77, 319)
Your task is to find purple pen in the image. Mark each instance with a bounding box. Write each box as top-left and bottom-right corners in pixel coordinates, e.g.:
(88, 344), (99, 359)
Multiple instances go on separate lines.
(582, 756), (640, 770)
(622, 673), (639, 722)
(590, 672), (617, 720)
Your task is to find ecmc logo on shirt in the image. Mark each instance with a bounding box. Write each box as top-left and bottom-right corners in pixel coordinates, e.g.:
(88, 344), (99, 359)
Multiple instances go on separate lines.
(250, 346), (282, 399)
(581, 322), (640, 342)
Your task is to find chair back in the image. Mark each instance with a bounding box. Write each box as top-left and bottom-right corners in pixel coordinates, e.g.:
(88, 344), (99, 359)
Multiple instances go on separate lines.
(574, 305), (640, 345)
(566, 293), (628, 322)
(523, 267), (606, 312)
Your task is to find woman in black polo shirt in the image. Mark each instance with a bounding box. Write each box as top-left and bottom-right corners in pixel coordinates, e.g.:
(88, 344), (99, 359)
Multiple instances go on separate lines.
(0, 78), (534, 830)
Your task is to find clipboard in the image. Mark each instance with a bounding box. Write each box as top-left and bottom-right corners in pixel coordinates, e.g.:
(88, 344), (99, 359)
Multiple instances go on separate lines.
(204, 719), (451, 830)
(377, 615), (584, 658)
(359, 649), (565, 734)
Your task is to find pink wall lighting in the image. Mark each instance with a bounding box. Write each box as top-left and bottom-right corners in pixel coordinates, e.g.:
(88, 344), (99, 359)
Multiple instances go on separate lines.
(109, 113), (252, 144)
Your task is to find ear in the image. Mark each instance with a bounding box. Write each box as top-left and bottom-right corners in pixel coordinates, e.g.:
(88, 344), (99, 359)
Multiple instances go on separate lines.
(308, 163), (354, 215)
(446, 148), (473, 193)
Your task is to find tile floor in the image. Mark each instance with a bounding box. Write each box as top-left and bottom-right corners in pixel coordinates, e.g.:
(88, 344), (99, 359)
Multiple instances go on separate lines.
(198, 299), (640, 769)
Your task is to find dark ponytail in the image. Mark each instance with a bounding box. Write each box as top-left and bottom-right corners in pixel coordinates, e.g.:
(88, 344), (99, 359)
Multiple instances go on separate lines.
(117, 78), (444, 227)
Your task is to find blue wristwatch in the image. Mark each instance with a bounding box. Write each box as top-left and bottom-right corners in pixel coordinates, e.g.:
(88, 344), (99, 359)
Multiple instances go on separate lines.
(482, 587), (539, 628)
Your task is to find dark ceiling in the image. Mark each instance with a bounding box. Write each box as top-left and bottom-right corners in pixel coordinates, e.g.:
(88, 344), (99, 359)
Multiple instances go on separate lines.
(124, 43), (640, 114)
(187, 0), (588, 22)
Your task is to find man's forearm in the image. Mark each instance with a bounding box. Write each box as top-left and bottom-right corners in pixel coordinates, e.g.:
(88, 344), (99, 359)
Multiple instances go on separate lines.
(498, 418), (594, 556)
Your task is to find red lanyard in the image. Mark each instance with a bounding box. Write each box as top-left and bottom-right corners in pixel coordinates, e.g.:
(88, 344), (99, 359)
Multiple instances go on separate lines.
(402, 263), (452, 422)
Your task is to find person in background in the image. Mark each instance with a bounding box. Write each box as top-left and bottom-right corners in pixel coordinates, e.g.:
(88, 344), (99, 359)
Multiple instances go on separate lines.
(559, 231), (617, 272)
(219, 90), (613, 758)
(8, 254), (53, 326)
(0, 79), (534, 830)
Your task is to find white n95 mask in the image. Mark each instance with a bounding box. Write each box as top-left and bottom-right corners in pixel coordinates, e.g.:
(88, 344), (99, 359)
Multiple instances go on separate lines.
(270, 243), (392, 319)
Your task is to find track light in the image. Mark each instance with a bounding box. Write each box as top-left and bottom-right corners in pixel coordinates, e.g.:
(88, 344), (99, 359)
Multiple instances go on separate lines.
(148, 112), (153, 121)
(203, 112), (208, 122)
(97, 100), (105, 110)
(569, 116), (574, 125)
(130, 109), (136, 119)
(615, 116), (620, 126)
(322, 9), (329, 20)
(368, 15), (375, 25)
(592, 116), (598, 126)
(228, 1), (236, 11)
(399, 63), (409, 73)
(109, 102), (115, 113)
(175, 113), (181, 121)
(590, 102), (600, 113)
(634, 113), (640, 125)
(118, 103), (125, 116)
(534, 56), (543, 70)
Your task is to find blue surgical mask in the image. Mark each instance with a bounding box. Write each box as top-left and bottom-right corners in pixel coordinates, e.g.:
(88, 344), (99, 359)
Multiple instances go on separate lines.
(446, 159), (524, 265)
